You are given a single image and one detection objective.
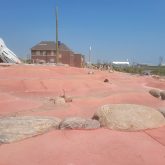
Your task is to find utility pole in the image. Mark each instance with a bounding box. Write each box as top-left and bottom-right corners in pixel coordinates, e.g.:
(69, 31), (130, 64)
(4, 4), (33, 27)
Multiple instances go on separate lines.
(159, 56), (163, 66)
(56, 6), (59, 64)
(89, 45), (92, 65)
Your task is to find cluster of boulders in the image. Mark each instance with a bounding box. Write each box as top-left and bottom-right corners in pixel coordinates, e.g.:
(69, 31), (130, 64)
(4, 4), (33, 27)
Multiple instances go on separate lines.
(49, 91), (73, 105)
(149, 89), (165, 100)
(0, 104), (165, 143)
(0, 116), (100, 143)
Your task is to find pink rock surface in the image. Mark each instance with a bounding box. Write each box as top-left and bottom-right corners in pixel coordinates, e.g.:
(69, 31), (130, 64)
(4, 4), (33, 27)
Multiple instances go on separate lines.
(0, 65), (165, 165)
(0, 129), (165, 165)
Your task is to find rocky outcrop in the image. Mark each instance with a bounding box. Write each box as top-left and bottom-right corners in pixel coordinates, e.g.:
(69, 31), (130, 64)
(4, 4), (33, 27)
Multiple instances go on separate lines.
(92, 104), (165, 131)
(0, 116), (61, 143)
(59, 117), (100, 130)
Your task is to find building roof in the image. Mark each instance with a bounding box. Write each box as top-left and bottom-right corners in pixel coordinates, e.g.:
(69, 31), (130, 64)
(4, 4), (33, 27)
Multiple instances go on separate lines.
(31, 41), (72, 52)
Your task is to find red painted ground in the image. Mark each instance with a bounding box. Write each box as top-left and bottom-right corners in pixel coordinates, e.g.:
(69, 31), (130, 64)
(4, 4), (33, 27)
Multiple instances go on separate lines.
(0, 64), (165, 165)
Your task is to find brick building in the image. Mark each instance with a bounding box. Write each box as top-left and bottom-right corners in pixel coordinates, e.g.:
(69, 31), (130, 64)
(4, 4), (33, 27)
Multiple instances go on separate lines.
(31, 41), (84, 67)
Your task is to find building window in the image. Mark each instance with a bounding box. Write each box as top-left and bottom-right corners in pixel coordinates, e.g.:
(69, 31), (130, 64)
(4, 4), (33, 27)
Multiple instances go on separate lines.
(43, 51), (47, 56)
(36, 51), (40, 56)
(51, 51), (54, 56)
(50, 59), (55, 63)
(47, 50), (51, 55)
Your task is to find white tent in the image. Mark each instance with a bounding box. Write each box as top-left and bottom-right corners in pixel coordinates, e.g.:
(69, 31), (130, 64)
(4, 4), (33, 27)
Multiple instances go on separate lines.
(0, 38), (21, 63)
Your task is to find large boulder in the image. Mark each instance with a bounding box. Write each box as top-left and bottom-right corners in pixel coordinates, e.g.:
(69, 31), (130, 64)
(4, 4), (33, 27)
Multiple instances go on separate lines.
(59, 117), (100, 130)
(0, 116), (61, 143)
(149, 89), (160, 98)
(92, 104), (165, 131)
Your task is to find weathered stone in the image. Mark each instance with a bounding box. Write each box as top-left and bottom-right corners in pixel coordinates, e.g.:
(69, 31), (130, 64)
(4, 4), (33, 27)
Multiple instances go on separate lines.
(92, 104), (165, 131)
(59, 117), (100, 130)
(0, 116), (61, 143)
(160, 91), (165, 100)
(149, 89), (160, 98)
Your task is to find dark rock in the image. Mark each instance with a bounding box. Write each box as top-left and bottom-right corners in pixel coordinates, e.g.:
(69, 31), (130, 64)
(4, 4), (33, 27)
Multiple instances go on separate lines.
(104, 79), (109, 83)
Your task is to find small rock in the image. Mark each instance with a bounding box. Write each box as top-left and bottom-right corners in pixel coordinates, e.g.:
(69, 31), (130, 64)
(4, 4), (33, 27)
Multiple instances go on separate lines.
(104, 79), (109, 83)
(149, 89), (160, 98)
(60, 89), (72, 103)
(59, 117), (100, 130)
(54, 97), (66, 105)
(64, 97), (73, 103)
(88, 71), (94, 74)
(160, 91), (165, 100)
(109, 70), (114, 73)
(152, 75), (160, 79)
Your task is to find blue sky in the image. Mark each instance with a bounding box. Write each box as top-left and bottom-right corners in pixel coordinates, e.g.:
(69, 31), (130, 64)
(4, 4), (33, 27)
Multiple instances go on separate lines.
(0, 0), (165, 64)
